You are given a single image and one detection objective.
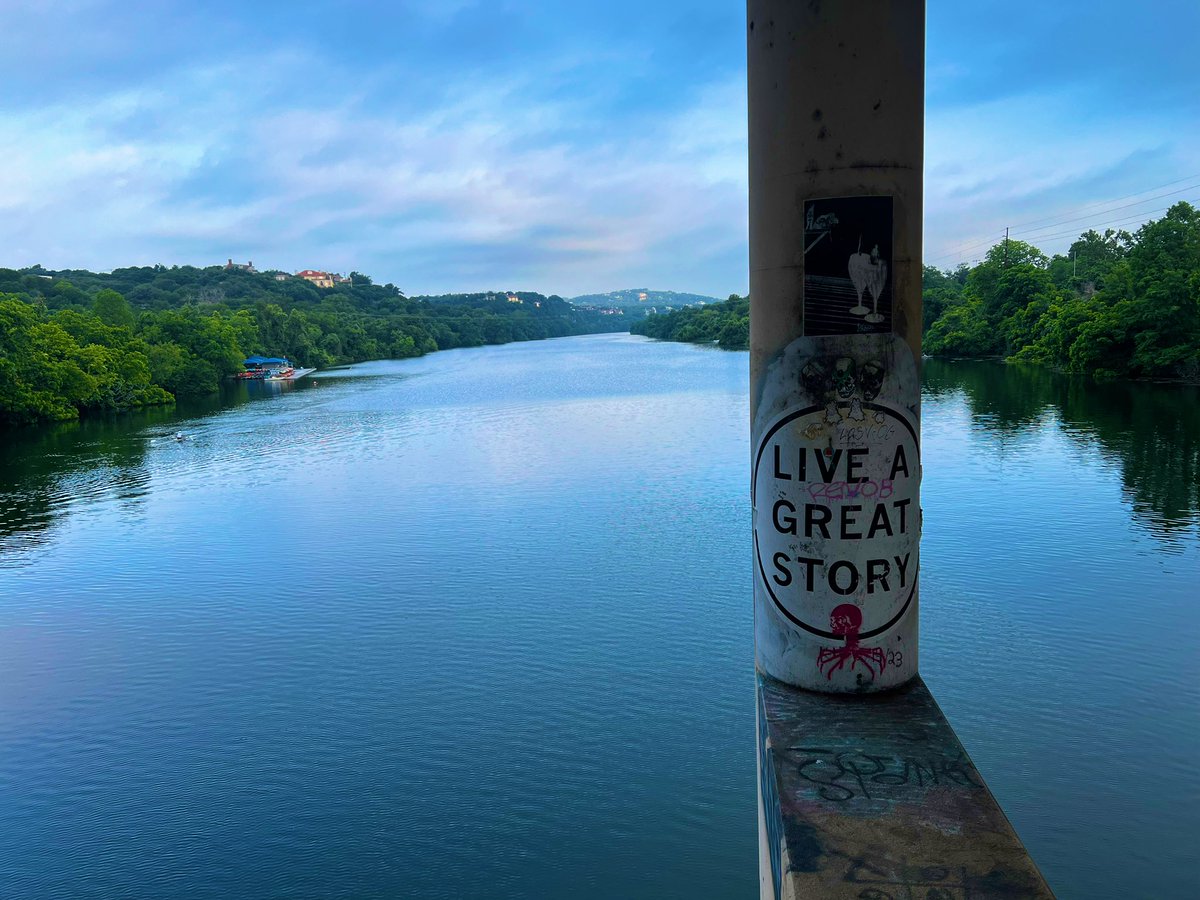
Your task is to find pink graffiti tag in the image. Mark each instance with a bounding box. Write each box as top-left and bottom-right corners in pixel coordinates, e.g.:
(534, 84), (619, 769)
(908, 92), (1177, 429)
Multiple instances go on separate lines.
(816, 604), (887, 680)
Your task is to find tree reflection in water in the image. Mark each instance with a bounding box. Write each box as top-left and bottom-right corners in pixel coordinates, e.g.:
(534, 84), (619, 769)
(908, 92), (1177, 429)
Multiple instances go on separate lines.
(923, 358), (1199, 540)
(0, 388), (247, 564)
(3, 361), (1197, 562)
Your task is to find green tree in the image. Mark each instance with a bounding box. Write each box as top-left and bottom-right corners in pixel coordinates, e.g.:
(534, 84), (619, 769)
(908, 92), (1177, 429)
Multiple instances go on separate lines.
(92, 289), (136, 329)
(631, 295), (749, 349)
(922, 204), (1199, 380)
(0, 295), (169, 424)
(922, 265), (963, 332)
(49, 279), (89, 310)
(925, 296), (996, 357)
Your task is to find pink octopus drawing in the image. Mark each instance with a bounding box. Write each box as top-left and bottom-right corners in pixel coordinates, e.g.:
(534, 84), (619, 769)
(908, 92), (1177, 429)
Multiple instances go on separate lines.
(816, 604), (886, 679)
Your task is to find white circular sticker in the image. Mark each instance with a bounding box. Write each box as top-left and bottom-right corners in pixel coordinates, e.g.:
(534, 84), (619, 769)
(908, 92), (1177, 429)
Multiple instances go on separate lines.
(753, 396), (919, 643)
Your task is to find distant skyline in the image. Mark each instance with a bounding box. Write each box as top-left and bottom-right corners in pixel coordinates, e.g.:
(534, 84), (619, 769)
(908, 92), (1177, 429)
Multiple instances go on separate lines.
(2, 1), (1196, 297)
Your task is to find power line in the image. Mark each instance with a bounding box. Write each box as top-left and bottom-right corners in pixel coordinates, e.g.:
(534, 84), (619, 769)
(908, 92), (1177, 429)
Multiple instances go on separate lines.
(1005, 171), (1200, 231)
(926, 234), (1006, 264)
(1012, 199), (1197, 244)
(926, 191), (1199, 267)
(926, 199), (1195, 267)
(1010, 182), (1200, 238)
(925, 172), (1200, 266)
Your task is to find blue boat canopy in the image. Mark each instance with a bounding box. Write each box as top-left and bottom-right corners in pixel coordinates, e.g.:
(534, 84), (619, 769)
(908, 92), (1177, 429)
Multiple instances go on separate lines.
(244, 356), (289, 365)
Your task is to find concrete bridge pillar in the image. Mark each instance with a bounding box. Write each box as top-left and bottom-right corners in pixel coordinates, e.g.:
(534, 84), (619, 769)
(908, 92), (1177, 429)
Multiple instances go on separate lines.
(749, 0), (925, 693)
(749, 7), (1054, 897)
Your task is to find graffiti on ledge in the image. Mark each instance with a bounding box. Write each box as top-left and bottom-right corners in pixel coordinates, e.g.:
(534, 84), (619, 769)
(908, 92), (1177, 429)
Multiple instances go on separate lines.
(786, 747), (981, 803)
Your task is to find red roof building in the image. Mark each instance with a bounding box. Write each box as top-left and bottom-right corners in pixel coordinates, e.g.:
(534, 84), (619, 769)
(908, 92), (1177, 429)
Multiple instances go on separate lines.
(296, 270), (335, 288)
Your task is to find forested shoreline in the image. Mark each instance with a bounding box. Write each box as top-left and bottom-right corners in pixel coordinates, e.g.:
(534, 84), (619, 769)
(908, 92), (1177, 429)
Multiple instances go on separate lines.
(635, 202), (1200, 381)
(630, 294), (748, 348)
(0, 265), (625, 426)
(5, 201), (1196, 426)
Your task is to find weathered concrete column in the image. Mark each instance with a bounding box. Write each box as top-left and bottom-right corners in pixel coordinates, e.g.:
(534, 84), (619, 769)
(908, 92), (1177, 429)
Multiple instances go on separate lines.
(749, 7), (1054, 897)
(749, 0), (924, 692)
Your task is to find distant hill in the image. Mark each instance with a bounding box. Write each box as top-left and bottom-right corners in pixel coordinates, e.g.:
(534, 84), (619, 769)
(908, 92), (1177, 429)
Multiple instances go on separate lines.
(569, 288), (722, 310)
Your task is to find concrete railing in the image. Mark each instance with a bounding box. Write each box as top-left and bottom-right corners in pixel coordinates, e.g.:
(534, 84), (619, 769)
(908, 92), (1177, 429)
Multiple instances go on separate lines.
(756, 675), (1053, 898)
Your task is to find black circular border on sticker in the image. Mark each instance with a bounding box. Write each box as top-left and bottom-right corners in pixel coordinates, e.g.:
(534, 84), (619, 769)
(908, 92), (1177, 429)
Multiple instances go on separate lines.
(752, 401), (920, 640)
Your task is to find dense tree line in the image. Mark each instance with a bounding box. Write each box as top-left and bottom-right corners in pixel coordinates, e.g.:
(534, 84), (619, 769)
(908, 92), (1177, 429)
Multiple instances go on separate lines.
(632, 204), (1199, 380)
(630, 294), (749, 348)
(923, 202), (1199, 379)
(0, 265), (625, 426)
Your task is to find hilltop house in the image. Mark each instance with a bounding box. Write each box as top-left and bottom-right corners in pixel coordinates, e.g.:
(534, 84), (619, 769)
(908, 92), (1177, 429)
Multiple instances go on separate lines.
(225, 259), (256, 272)
(297, 269), (336, 288)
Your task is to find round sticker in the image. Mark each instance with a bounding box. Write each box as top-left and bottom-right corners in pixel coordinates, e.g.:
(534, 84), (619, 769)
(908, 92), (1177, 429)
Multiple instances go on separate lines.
(753, 401), (919, 639)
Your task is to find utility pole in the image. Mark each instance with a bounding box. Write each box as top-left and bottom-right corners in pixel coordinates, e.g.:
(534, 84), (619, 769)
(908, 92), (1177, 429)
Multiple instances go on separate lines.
(749, 0), (924, 693)
(1004, 226), (1010, 266)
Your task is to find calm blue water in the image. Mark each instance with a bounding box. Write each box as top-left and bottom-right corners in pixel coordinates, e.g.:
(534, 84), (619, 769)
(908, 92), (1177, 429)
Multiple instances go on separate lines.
(1, 334), (1197, 898)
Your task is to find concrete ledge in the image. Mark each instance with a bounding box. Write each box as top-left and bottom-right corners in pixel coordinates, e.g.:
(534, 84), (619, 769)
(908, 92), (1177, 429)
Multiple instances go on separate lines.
(757, 674), (1054, 899)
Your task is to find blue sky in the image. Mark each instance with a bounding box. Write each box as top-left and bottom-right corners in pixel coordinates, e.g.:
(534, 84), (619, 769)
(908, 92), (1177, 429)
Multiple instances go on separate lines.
(1, 0), (1196, 297)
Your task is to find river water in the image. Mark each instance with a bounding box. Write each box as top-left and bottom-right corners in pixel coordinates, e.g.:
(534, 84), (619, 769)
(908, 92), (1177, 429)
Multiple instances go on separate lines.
(1, 334), (1196, 899)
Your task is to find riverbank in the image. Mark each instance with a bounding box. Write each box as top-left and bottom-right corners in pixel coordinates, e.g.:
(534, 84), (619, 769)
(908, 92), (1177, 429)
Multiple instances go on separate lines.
(0, 267), (631, 427)
(633, 202), (1200, 381)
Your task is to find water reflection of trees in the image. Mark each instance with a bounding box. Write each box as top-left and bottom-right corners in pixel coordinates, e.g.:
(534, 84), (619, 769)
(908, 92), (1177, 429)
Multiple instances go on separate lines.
(1, 415), (155, 561)
(924, 358), (1200, 537)
(0, 388), (245, 563)
(4, 362), (1195, 557)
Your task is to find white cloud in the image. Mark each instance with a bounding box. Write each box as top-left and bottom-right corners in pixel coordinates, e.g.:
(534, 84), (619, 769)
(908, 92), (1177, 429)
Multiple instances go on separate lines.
(9, 38), (1190, 293)
(0, 51), (749, 296)
(924, 88), (1200, 266)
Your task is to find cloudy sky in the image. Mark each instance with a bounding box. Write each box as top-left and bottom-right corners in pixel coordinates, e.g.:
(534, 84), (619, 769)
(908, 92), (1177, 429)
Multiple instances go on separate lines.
(2, 0), (1196, 297)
